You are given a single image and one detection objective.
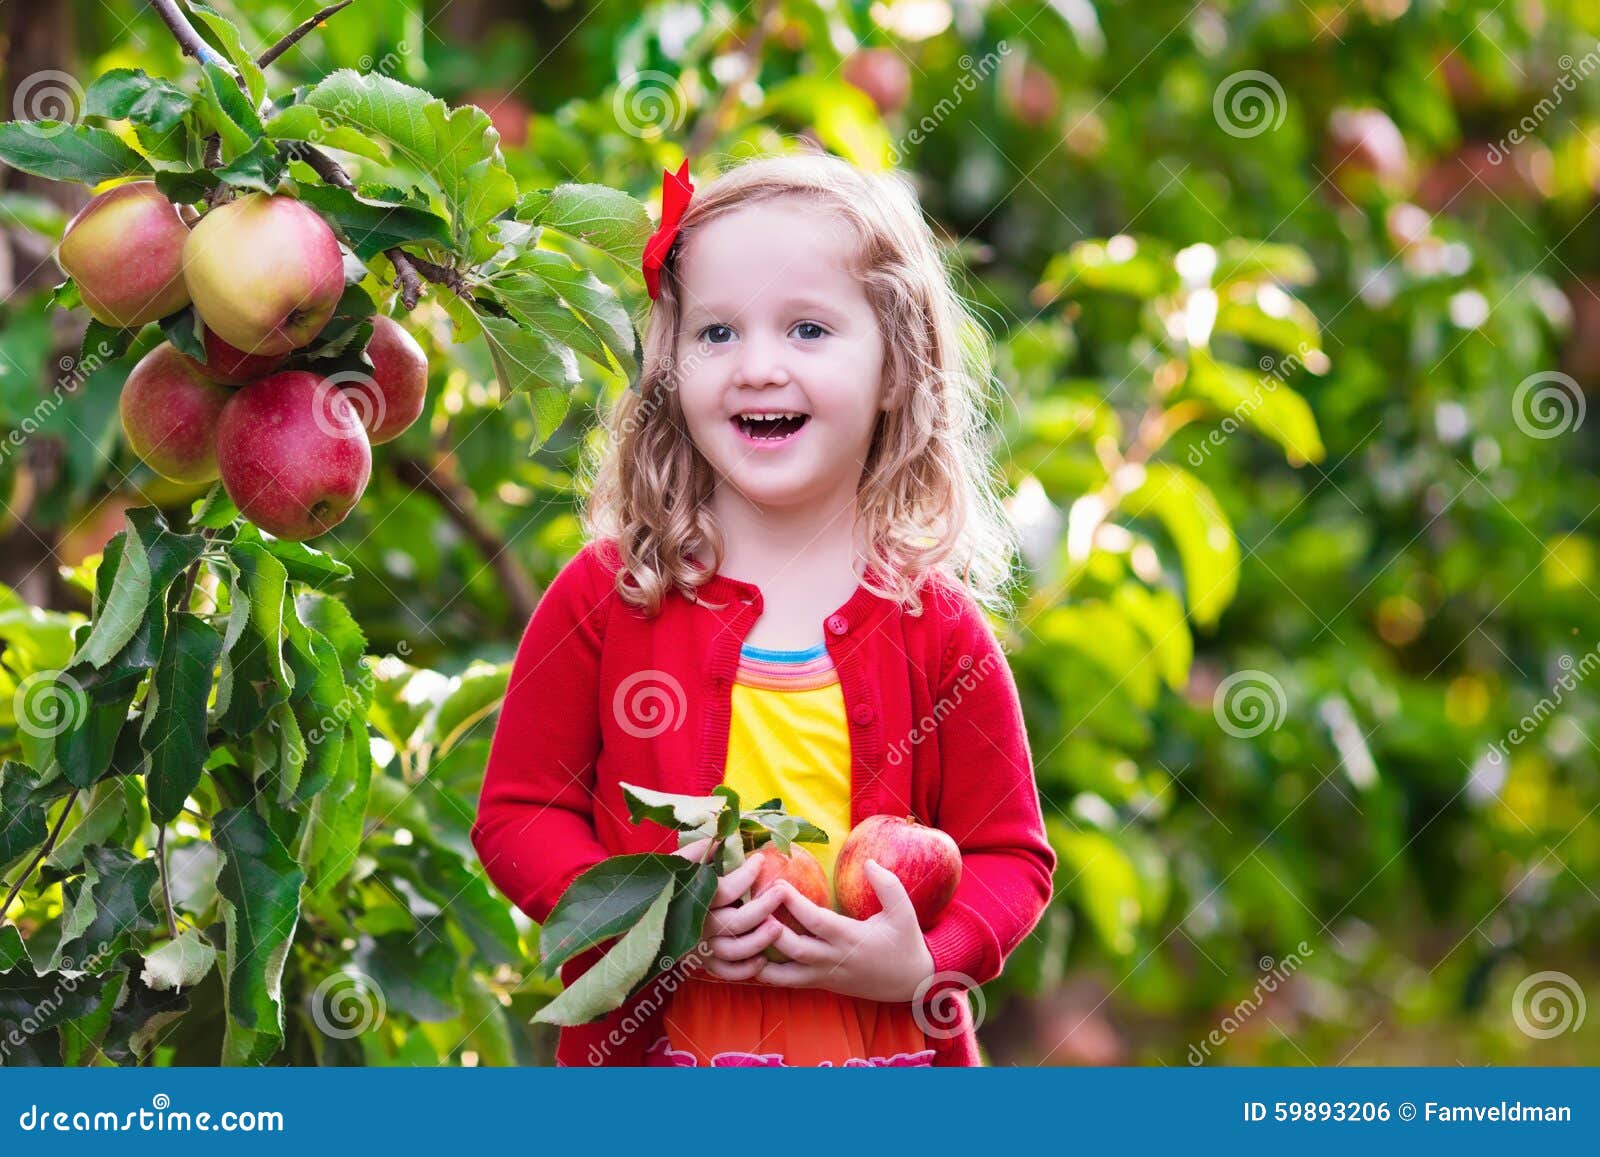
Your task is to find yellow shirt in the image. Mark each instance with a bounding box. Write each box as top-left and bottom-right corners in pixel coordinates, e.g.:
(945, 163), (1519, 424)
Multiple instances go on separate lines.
(721, 641), (851, 883)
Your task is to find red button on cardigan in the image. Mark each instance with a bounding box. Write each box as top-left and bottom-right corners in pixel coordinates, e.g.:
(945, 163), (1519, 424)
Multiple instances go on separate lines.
(471, 539), (1056, 1066)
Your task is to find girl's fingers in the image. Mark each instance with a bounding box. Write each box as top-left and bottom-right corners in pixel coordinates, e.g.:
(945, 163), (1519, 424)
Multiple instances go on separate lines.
(708, 916), (783, 963)
(675, 837), (714, 863)
(702, 884), (785, 938)
(754, 959), (819, 989)
(705, 954), (766, 982)
(765, 924), (832, 966)
(773, 881), (855, 938)
(709, 856), (762, 906)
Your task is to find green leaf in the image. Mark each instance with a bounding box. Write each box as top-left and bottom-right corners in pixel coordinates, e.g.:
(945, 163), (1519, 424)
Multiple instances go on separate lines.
(1050, 824), (1142, 956)
(1121, 465), (1239, 629)
(153, 167), (219, 207)
(514, 184), (651, 264)
(195, 61), (263, 157)
(303, 719), (371, 899)
(534, 878), (674, 1026)
(141, 613), (223, 824)
(0, 190), (68, 238)
(213, 805), (304, 1065)
(187, 3), (267, 105)
(264, 104), (389, 163)
(53, 846), (162, 969)
(75, 516), (152, 669)
(656, 862), (717, 974)
(84, 68), (191, 133)
(506, 250), (637, 373)
(213, 138), (285, 194)
(301, 71), (514, 254)
(161, 308), (208, 363)
(1213, 239), (1316, 288)
(0, 122), (148, 184)
(192, 482), (238, 529)
(0, 761), (48, 868)
(527, 384), (571, 448)
(432, 663), (509, 756)
(55, 681), (135, 790)
(296, 184), (454, 260)
(1184, 352), (1325, 467)
(484, 274), (618, 373)
(620, 783), (729, 832)
(537, 852), (685, 978)
(1111, 583), (1193, 694)
(255, 533), (353, 589)
(216, 543), (291, 736)
(1038, 237), (1178, 301)
(140, 927), (218, 992)
(478, 313), (580, 394)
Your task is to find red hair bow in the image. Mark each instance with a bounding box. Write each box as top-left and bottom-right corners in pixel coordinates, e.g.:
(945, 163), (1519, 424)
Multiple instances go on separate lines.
(642, 159), (694, 300)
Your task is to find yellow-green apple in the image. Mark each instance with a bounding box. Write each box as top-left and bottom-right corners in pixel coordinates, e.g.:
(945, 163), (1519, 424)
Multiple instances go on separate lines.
(338, 315), (428, 444)
(835, 815), (961, 929)
(119, 343), (232, 484)
(183, 194), (345, 356)
(56, 181), (191, 328)
(215, 370), (372, 541)
(747, 844), (830, 962)
(177, 327), (286, 386)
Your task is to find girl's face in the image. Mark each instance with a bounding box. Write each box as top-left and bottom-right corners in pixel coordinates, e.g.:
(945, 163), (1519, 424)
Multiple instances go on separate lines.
(672, 197), (888, 516)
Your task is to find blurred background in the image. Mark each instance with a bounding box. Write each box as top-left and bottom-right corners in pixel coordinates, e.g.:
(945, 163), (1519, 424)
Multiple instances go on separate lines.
(2, 0), (1597, 1065)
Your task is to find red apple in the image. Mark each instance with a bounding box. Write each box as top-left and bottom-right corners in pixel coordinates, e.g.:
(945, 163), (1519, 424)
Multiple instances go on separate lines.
(178, 327), (286, 386)
(57, 181), (191, 328)
(215, 370), (372, 541)
(1323, 107), (1410, 203)
(183, 193), (345, 356)
(747, 844), (830, 962)
(119, 343), (232, 484)
(843, 49), (911, 116)
(834, 815), (961, 929)
(338, 315), (428, 444)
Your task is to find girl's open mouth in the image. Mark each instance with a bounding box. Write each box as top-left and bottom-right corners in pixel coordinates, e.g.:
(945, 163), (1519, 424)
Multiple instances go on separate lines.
(731, 412), (810, 445)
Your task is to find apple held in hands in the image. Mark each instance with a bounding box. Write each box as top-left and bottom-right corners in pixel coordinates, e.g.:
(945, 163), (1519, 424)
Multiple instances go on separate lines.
(183, 193), (345, 357)
(336, 315), (428, 444)
(835, 815), (961, 929)
(747, 844), (830, 962)
(57, 181), (191, 328)
(119, 343), (232, 484)
(215, 371), (372, 541)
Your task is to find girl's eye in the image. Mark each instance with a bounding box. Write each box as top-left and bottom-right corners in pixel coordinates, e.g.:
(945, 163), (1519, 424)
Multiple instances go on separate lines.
(699, 324), (734, 344)
(793, 321), (827, 340)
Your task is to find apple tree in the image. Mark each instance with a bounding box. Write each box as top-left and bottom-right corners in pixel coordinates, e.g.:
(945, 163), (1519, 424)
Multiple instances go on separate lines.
(0, 0), (648, 1064)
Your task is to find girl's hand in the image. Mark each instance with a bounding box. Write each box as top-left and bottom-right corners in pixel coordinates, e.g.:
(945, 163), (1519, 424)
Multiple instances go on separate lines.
(758, 859), (936, 1003)
(673, 838), (786, 982)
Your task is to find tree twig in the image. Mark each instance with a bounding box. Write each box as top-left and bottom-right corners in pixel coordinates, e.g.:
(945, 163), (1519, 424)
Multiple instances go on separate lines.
(156, 825), (178, 939)
(148, 0), (228, 67)
(256, 0), (354, 69)
(1, 790), (79, 927)
(391, 455), (540, 622)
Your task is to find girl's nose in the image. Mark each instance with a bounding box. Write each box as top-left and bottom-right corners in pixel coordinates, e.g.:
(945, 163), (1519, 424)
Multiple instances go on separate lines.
(731, 332), (791, 389)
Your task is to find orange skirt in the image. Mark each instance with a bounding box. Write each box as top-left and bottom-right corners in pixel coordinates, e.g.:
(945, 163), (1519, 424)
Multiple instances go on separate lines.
(645, 973), (935, 1067)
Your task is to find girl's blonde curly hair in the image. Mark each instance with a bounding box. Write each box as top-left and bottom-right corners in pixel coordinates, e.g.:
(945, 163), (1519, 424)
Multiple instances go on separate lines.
(582, 151), (1017, 617)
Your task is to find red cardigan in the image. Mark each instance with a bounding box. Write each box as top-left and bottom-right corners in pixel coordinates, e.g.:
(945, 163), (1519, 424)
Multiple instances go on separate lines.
(471, 539), (1056, 1066)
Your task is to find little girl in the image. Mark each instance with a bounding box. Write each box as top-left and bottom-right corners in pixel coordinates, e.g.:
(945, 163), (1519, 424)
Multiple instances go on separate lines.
(473, 151), (1055, 1067)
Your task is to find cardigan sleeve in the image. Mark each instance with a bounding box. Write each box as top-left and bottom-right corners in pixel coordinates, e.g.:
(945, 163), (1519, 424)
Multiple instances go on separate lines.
(471, 542), (615, 926)
(918, 590), (1057, 986)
